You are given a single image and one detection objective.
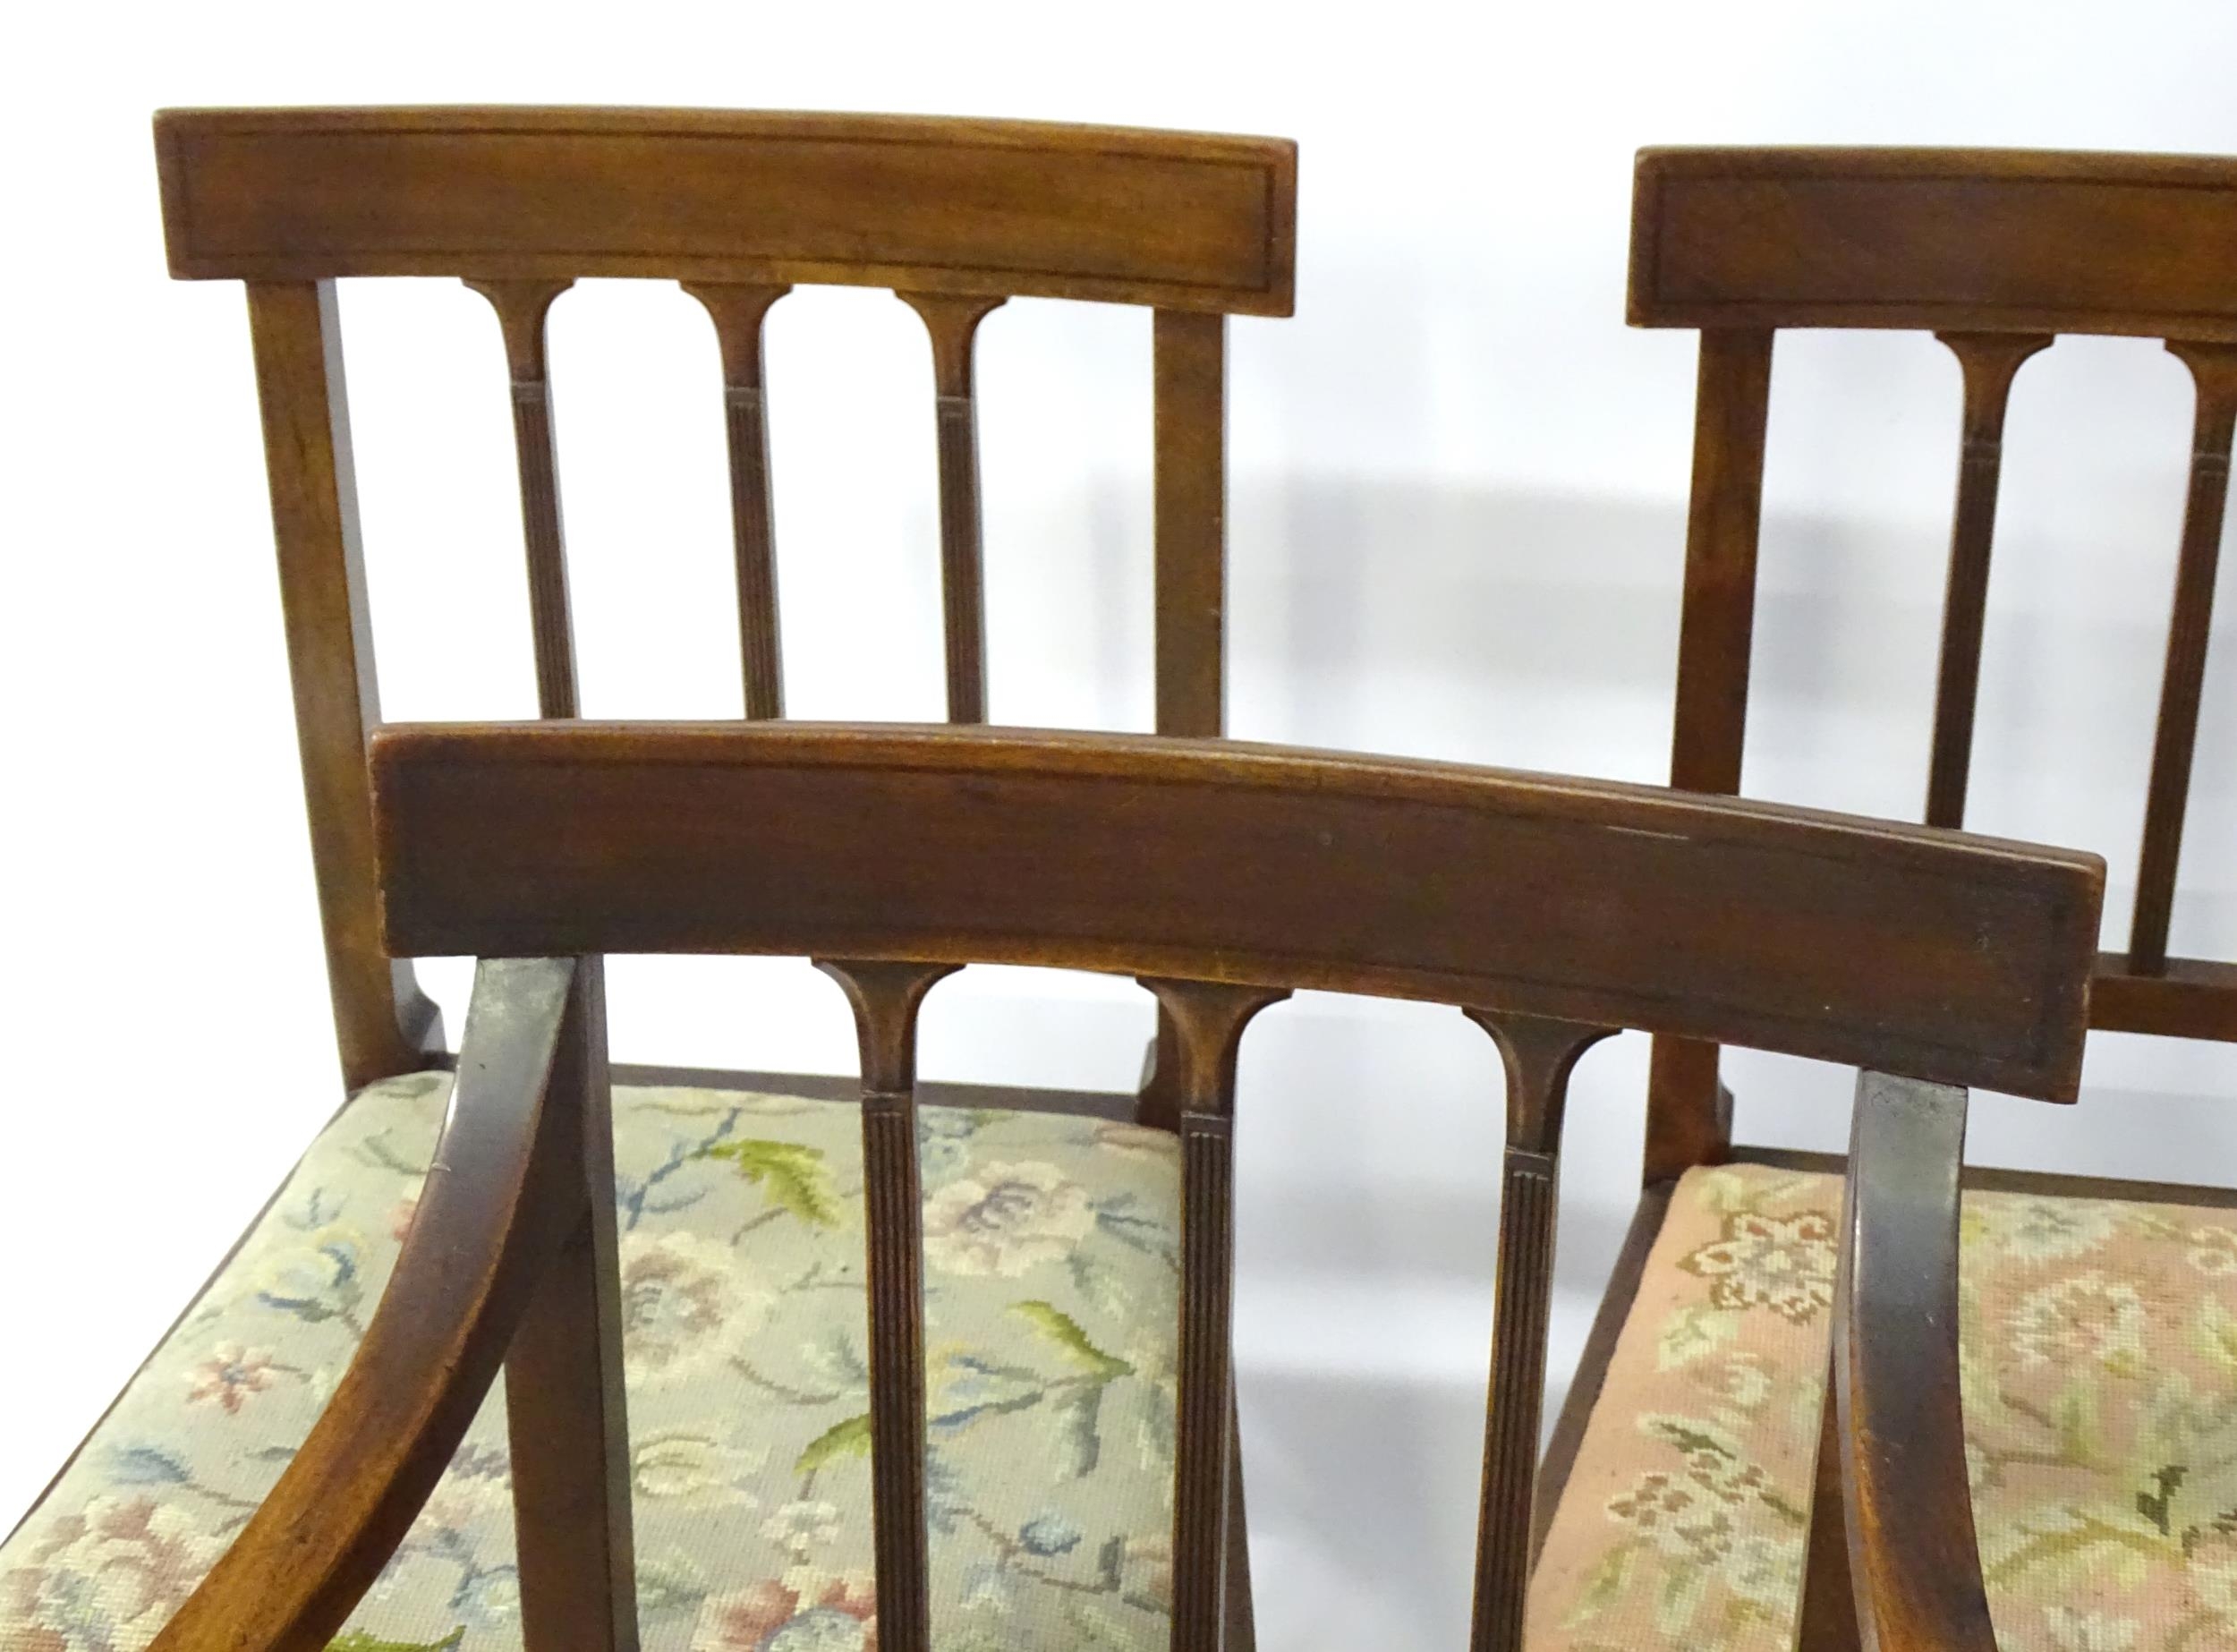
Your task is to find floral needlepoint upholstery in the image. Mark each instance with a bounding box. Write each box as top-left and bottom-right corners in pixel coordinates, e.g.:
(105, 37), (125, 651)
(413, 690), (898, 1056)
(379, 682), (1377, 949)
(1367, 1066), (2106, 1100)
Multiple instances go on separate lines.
(1529, 1162), (2237, 1652)
(0, 1073), (1184, 1651)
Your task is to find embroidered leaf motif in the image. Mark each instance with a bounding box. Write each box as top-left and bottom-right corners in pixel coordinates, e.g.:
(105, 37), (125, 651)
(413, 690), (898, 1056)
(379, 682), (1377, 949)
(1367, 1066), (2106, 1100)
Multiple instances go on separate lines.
(1563, 1539), (1637, 1627)
(794, 1412), (873, 1475)
(1050, 1383), (1107, 1478)
(2139, 1464), (2189, 1536)
(327, 1631), (465, 1652)
(1656, 1305), (1741, 1371)
(695, 1138), (842, 1228)
(1011, 1301), (1134, 1379)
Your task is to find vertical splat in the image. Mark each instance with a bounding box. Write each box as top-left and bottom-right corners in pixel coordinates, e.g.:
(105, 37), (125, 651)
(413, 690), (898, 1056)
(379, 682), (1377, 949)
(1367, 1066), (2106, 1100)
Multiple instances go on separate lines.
(1140, 978), (1289, 1652)
(815, 959), (960, 1652)
(1648, 327), (1774, 1185)
(897, 292), (1006, 722)
(1153, 310), (1229, 740)
(2130, 342), (2237, 972)
(1461, 1011), (1614, 1652)
(465, 277), (581, 717)
(1925, 332), (2053, 829)
(243, 279), (443, 1087)
(684, 282), (792, 719)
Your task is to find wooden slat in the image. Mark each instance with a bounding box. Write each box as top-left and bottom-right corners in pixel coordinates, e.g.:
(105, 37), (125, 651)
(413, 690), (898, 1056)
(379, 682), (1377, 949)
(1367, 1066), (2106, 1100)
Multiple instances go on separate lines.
(814, 959), (958, 1652)
(1925, 332), (2053, 828)
(1647, 327), (1774, 1181)
(2091, 950), (2237, 1040)
(2129, 343), (2237, 971)
(155, 107), (1297, 317)
(1154, 310), (1229, 738)
(1460, 1013), (1614, 1652)
(370, 721), (2105, 1102)
(684, 283), (791, 718)
(502, 957), (638, 1651)
(1631, 147), (2237, 340)
(898, 293), (1004, 722)
(243, 278), (440, 1090)
(1140, 979), (1287, 1652)
(1833, 1072), (1996, 1651)
(466, 279), (582, 717)
(149, 958), (579, 1651)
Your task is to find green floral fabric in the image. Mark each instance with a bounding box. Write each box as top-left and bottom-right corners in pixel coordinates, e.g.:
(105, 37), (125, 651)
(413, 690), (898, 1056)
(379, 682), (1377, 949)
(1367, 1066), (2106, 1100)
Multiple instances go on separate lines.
(1, 1073), (1184, 1651)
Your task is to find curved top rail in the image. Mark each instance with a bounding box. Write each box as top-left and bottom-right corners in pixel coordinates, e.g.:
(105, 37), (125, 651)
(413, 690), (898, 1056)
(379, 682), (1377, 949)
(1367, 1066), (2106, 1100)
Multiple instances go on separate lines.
(155, 106), (1297, 314)
(1631, 146), (2237, 340)
(370, 721), (2103, 1100)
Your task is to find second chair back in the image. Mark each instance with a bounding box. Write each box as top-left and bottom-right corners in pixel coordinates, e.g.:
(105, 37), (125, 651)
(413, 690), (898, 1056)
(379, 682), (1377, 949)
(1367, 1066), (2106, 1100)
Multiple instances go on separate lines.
(1629, 145), (2237, 1179)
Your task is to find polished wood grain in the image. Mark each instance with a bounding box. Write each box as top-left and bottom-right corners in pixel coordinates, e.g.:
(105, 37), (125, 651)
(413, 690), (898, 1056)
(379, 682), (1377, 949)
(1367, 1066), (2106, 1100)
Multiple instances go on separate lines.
(1799, 1346), (1864, 1652)
(502, 959), (636, 1652)
(1925, 331), (2053, 829)
(370, 721), (2103, 1100)
(1633, 147), (2237, 1196)
(242, 279), (442, 1090)
(1140, 978), (1288, 1652)
(161, 107), (1297, 1112)
(1646, 326), (1773, 1183)
(1833, 1072), (1997, 1651)
(1154, 311), (1229, 739)
(1632, 147), (2237, 339)
(898, 293), (1005, 722)
(683, 282), (792, 718)
(155, 107), (1297, 315)
(1460, 1013), (1614, 1652)
(815, 960), (957, 1652)
(147, 958), (580, 1652)
(2130, 342), (2237, 970)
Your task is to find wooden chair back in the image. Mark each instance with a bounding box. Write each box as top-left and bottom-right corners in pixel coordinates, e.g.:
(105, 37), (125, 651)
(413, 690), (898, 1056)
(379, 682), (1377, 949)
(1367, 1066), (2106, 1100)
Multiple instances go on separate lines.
(151, 720), (2097, 1652)
(154, 106), (1299, 1090)
(1629, 146), (2237, 1180)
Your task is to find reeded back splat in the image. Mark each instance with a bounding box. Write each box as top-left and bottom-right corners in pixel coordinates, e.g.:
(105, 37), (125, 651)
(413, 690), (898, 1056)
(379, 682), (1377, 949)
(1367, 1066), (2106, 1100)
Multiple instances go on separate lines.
(1631, 146), (2237, 1182)
(157, 106), (1298, 1094)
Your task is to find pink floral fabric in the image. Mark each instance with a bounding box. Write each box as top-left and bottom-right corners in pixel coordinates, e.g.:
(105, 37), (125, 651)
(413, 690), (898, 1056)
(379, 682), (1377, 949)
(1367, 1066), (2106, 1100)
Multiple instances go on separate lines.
(1530, 1162), (2237, 1652)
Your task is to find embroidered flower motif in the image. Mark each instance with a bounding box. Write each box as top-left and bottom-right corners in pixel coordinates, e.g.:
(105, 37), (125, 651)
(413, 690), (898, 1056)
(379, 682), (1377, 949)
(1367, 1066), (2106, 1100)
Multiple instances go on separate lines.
(619, 1230), (767, 1384)
(1604, 1471), (1741, 1564)
(450, 1562), (522, 1624)
(252, 1224), (368, 1331)
(2190, 1222), (2237, 1277)
(1720, 1533), (1803, 1606)
(0, 1495), (221, 1648)
(1984, 1196), (2122, 1265)
(1019, 1512), (1084, 1556)
(2011, 1272), (2149, 1374)
(1674, 1211), (1835, 1324)
(922, 1161), (1094, 1277)
(183, 1344), (284, 1414)
(633, 1432), (766, 1507)
(916, 1108), (978, 1185)
(691, 1570), (876, 1651)
(760, 1501), (841, 1555)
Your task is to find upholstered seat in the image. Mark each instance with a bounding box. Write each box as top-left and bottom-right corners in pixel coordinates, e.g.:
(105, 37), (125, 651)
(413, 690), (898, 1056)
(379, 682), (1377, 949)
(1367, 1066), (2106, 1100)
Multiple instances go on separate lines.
(0, 1073), (1182, 1652)
(1530, 1162), (2237, 1652)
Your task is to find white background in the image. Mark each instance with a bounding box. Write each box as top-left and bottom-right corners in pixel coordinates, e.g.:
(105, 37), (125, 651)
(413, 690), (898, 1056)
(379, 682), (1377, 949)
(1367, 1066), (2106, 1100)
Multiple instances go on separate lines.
(4, 2), (2237, 1644)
